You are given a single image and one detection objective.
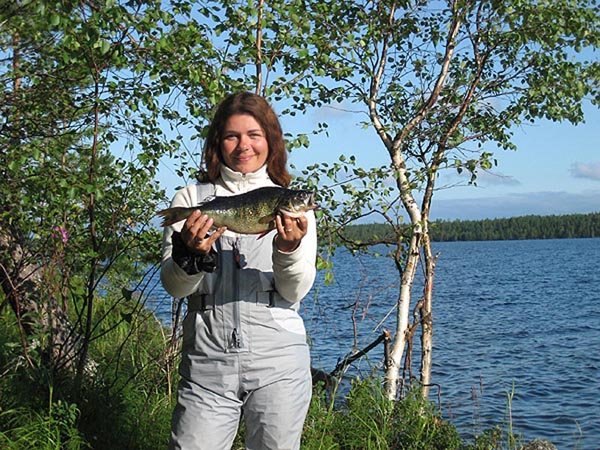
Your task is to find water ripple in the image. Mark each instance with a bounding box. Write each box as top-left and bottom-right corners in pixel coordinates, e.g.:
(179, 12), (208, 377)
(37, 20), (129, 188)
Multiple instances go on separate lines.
(301, 238), (600, 449)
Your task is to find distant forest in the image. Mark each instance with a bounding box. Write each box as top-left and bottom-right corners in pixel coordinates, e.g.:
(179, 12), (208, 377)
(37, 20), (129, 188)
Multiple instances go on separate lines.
(343, 212), (600, 243)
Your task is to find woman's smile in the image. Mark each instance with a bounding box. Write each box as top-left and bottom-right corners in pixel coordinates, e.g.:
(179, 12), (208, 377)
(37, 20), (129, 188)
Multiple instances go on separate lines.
(221, 114), (269, 174)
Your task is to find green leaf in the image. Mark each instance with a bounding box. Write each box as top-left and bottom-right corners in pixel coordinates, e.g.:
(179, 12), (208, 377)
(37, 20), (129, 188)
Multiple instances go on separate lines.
(100, 40), (111, 55)
(324, 270), (334, 285)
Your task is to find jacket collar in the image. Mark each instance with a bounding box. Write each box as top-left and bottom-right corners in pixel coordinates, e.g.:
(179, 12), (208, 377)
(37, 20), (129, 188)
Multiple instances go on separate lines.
(219, 164), (274, 193)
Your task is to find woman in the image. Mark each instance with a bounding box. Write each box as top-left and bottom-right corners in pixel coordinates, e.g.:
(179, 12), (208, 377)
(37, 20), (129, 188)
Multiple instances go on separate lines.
(161, 92), (317, 450)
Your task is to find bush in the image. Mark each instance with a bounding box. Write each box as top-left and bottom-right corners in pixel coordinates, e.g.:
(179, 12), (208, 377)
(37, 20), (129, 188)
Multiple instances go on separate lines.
(0, 297), (176, 450)
(302, 377), (462, 450)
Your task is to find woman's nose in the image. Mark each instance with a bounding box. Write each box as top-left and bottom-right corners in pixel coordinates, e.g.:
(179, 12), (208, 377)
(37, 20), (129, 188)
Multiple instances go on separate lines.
(238, 135), (250, 150)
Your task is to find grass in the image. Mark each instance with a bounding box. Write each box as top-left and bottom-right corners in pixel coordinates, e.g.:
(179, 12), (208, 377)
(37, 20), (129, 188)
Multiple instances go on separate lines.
(0, 386), (88, 450)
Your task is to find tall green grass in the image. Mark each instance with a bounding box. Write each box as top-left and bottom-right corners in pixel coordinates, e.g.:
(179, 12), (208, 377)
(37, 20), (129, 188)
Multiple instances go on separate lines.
(0, 295), (174, 450)
(0, 302), (553, 450)
(0, 386), (87, 450)
(303, 378), (463, 450)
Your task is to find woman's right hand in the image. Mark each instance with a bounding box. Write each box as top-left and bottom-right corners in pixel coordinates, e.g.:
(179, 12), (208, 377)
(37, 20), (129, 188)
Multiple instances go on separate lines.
(181, 210), (226, 254)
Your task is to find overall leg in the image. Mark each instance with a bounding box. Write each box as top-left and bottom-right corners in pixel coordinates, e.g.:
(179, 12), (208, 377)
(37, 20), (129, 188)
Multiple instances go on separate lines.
(243, 365), (312, 450)
(169, 376), (242, 450)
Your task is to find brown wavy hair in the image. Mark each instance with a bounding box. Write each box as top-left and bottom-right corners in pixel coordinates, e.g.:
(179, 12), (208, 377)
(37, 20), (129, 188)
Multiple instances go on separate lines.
(202, 92), (291, 187)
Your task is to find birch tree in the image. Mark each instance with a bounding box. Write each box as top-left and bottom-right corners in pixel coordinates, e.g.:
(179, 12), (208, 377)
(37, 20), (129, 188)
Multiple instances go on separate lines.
(289, 0), (599, 399)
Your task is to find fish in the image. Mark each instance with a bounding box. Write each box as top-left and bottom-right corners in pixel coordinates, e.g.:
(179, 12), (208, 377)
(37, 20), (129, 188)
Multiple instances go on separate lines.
(157, 186), (317, 234)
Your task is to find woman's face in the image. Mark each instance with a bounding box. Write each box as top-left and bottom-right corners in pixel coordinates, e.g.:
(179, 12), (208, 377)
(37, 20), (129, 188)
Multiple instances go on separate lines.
(220, 114), (269, 174)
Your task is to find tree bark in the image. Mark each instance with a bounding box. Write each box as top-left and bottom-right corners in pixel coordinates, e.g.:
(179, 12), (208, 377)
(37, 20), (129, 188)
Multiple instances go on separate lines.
(420, 231), (435, 398)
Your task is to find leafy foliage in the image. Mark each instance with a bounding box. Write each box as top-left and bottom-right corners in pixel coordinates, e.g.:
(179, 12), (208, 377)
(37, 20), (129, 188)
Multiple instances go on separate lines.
(291, 0), (599, 239)
(303, 379), (463, 450)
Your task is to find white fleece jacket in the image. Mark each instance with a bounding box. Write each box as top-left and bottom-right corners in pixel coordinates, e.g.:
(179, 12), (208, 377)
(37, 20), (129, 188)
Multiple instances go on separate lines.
(160, 164), (317, 303)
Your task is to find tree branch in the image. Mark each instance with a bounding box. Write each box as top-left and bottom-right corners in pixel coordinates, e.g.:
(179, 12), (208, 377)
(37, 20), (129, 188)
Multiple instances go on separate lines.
(255, 0), (264, 94)
(330, 330), (391, 377)
(368, 2), (396, 151)
(393, 2), (463, 151)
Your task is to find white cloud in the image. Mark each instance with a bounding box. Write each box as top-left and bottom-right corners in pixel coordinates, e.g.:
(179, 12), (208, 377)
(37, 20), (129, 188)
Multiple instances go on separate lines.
(312, 101), (366, 123)
(431, 190), (600, 221)
(570, 162), (600, 181)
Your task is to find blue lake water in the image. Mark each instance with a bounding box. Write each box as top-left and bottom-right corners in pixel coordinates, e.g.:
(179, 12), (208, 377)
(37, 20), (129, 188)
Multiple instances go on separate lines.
(150, 238), (600, 449)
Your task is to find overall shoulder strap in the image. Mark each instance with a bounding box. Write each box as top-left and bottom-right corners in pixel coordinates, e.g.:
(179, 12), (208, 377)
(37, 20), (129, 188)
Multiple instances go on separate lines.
(195, 182), (216, 204)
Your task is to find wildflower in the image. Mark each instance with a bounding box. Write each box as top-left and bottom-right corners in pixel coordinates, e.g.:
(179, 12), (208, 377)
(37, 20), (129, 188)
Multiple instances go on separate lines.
(52, 226), (69, 244)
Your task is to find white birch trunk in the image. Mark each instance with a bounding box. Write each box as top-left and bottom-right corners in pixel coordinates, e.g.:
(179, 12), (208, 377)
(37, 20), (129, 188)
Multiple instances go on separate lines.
(384, 149), (423, 399)
(420, 233), (435, 398)
(384, 241), (420, 399)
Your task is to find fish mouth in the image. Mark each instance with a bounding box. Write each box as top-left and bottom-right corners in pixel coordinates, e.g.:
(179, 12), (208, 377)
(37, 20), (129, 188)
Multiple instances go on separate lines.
(307, 193), (318, 210)
(280, 195), (318, 216)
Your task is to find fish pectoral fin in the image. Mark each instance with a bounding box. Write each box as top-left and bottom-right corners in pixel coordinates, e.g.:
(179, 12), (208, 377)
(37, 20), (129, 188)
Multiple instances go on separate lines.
(258, 214), (276, 225)
(279, 209), (303, 218)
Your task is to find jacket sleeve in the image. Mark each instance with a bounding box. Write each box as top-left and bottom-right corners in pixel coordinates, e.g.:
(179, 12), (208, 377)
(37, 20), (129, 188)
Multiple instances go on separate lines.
(160, 186), (206, 298)
(272, 210), (317, 303)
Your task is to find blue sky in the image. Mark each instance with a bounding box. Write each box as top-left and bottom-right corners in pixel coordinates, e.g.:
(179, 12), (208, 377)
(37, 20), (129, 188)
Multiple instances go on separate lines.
(278, 101), (600, 221)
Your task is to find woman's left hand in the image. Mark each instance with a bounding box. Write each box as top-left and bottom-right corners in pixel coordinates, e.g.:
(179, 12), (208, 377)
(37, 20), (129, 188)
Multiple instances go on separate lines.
(275, 213), (308, 252)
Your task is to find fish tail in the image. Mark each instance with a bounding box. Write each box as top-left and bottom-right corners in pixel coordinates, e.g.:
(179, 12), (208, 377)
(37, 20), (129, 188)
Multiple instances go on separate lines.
(157, 207), (194, 227)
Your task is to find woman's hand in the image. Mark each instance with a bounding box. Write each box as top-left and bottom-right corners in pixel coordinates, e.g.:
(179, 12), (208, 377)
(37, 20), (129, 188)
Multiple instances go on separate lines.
(275, 213), (308, 253)
(181, 211), (226, 254)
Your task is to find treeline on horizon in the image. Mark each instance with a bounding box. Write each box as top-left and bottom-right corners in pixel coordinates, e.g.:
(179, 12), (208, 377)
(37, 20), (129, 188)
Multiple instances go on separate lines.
(343, 212), (600, 243)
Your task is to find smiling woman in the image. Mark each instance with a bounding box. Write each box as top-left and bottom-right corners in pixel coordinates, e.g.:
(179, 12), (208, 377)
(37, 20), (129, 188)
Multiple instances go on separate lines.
(202, 92), (290, 188)
(220, 114), (269, 174)
(160, 92), (318, 450)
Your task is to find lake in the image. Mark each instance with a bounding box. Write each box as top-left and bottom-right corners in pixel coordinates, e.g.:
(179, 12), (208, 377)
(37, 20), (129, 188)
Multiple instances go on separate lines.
(150, 238), (600, 449)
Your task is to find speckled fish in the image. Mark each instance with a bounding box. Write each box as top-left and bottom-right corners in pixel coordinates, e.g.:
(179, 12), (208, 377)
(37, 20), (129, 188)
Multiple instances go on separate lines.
(157, 186), (317, 234)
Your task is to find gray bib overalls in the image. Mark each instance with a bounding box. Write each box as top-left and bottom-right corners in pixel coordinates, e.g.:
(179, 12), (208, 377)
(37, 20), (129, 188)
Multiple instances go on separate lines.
(165, 180), (314, 450)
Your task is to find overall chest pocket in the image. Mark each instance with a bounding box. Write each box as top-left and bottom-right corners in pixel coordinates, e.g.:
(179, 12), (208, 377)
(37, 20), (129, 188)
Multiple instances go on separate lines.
(181, 308), (225, 356)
